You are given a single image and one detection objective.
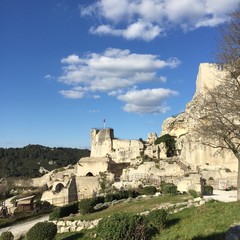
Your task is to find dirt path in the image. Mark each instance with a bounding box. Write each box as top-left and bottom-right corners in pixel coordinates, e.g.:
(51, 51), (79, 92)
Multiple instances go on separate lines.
(0, 214), (49, 239)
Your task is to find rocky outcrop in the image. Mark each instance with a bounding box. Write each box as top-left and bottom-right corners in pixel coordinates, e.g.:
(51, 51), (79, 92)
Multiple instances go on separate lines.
(160, 63), (238, 173)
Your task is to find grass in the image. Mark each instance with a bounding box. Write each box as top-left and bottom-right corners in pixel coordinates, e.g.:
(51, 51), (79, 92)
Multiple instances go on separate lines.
(66, 194), (190, 221)
(57, 197), (240, 240)
(153, 200), (240, 240)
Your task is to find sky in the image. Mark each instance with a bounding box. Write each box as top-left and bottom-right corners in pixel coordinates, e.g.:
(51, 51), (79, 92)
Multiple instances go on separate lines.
(1, 0), (239, 149)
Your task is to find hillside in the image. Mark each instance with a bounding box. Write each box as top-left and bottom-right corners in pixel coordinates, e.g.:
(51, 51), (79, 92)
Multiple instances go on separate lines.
(0, 145), (90, 178)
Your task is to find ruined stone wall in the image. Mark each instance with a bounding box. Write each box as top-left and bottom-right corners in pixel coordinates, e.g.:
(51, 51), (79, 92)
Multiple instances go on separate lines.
(75, 176), (100, 200)
(76, 157), (109, 177)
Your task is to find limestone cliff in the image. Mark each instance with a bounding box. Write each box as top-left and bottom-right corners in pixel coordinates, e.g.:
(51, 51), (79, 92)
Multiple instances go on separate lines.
(160, 63), (238, 172)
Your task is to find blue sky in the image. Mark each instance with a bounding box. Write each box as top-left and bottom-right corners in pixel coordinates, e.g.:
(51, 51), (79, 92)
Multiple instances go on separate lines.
(1, 0), (239, 149)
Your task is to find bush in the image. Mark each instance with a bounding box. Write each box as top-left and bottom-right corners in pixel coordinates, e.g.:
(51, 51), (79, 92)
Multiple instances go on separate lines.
(105, 190), (139, 202)
(147, 209), (168, 230)
(203, 185), (213, 195)
(78, 198), (98, 214)
(96, 213), (150, 240)
(0, 231), (14, 240)
(162, 184), (177, 195)
(140, 186), (157, 195)
(188, 189), (199, 198)
(49, 202), (78, 220)
(25, 222), (57, 240)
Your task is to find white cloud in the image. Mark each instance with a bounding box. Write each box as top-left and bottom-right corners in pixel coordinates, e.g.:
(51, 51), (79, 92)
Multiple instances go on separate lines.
(59, 89), (85, 99)
(81, 0), (240, 40)
(59, 48), (180, 92)
(117, 88), (179, 113)
(44, 74), (54, 80)
(58, 48), (180, 113)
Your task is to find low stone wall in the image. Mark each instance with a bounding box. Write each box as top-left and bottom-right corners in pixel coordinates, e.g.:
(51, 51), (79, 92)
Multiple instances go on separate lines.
(51, 196), (210, 234)
(51, 219), (101, 233)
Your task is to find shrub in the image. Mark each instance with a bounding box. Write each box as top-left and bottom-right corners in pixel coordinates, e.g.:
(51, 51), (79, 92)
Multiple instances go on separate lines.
(25, 222), (57, 240)
(78, 197), (101, 214)
(203, 185), (213, 195)
(96, 213), (150, 240)
(49, 202), (78, 220)
(105, 190), (139, 202)
(140, 186), (157, 195)
(162, 184), (177, 195)
(147, 209), (168, 230)
(188, 189), (199, 198)
(0, 231), (14, 240)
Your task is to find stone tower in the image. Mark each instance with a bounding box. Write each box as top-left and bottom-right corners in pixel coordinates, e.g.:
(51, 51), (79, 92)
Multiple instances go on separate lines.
(90, 128), (114, 157)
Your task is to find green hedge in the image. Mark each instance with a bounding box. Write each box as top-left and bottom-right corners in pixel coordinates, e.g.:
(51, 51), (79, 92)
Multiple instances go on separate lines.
(203, 185), (213, 195)
(162, 184), (177, 195)
(96, 213), (150, 240)
(105, 190), (139, 202)
(78, 197), (104, 215)
(49, 202), (78, 220)
(0, 232), (14, 240)
(147, 209), (168, 230)
(25, 222), (57, 240)
(140, 186), (157, 195)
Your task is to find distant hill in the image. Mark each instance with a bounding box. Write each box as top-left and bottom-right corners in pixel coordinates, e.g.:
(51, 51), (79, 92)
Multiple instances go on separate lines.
(0, 145), (90, 178)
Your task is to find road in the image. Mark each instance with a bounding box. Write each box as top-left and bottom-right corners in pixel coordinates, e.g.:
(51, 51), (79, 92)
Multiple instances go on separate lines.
(0, 214), (49, 239)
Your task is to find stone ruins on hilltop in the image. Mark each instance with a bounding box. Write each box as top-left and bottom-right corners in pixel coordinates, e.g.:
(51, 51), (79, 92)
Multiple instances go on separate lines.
(30, 63), (237, 206)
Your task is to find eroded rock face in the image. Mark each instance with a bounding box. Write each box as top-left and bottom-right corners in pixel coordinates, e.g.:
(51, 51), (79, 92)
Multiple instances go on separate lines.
(160, 63), (238, 172)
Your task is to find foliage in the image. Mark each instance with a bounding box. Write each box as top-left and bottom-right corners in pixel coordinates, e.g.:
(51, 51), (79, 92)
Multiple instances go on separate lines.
(188, 189), (200, 198)
(49, 202), (78, 220)
(154, 134), (176, 157)
(189, 7), (240, 200)
(0, 231), (14, 240)
(147, 209), (168, 230)
(162, 183), (177, 195)
(96, 213), (151, 240)
(139, 186), (157, 195)
(203, 185), (213, 195)
(0, 145), (90, 178)
(105, 190), (139, 202)
(25, 221), (57, 240)
(78, 197), (104, 215)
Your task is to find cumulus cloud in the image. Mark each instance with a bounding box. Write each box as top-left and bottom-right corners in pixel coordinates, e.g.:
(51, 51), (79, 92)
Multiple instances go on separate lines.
(58, 48), (180, 113)
(59, 48), (180, 91)
(81, 0), (240, 40)
(117, 88), (179, 113)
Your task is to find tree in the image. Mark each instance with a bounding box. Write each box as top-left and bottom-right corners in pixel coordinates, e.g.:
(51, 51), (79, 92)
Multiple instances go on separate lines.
(189, 7), (240, 199)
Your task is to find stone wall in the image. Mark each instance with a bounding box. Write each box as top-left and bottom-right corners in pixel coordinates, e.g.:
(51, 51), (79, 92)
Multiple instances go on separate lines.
(76, 157), (109, 177)
(75, 176), (100, 200)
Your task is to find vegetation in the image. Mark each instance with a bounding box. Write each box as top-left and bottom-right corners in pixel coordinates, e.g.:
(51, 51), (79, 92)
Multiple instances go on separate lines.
(49, 202), (78, 220)
(161, 183), (177, 195)
(57, 199), (240, 240)
(0, 232), (14, 240)
(203, 185), (213, 195)
(68, 194), (189, 222)
(25, 222), (57, 240)
(154, 134), (176, 157)
(147, 209), (168, 230)
(139, 186), (157, 195)
(189, 7), (240, 199)
(0, 145), (90, 178)
(96, 213), (151, 240)
(188, 189), (200, 198)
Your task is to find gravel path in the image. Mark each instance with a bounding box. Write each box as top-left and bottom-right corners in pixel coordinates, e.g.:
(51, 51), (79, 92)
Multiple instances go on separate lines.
(0, 214), (49, 239)
(203, 190), (237, 202)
